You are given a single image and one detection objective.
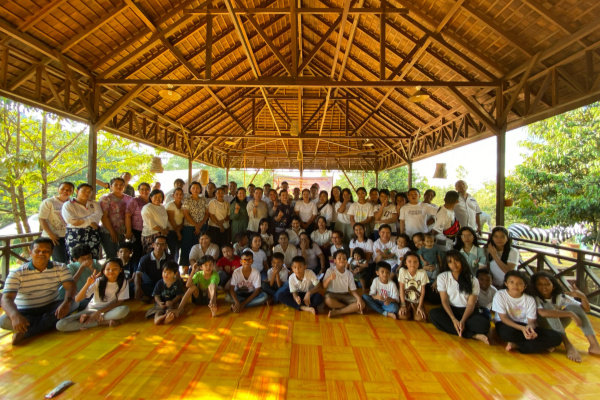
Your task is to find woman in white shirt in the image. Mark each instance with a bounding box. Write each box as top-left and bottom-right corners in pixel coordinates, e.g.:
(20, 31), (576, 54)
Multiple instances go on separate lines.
(62, 183), (103, 260)
(429, 250), (490, 343)
(295, 189), (318, 233)
(246, 187), (268, 234)
(39, 181), (74, 263)
(486, 226), (520, 287)
(311, 216), (332, 252)
(334, 188), (354, 246)
(298, 232), (326, 275)
(207, 187), (230, 251)
(316, 191), (333, 226)
(141, 189), (169, 254)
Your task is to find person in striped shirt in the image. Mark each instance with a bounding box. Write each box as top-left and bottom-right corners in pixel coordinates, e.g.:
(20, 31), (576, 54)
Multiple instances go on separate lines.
(0, 237), (77, 345)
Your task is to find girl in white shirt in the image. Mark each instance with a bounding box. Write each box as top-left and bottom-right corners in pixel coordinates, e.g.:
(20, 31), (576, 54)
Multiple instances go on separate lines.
(141, 189), (169, 254)
(294, 189), (318, 232)
(57, 258), (130, 331)
(492, 270), (563, 354)
(316, 191), (333, 226)
(429, 250), (490, 343)
(486, 226), (520, 287)
(348, 187), (374, 237)
(311, 216), (332, 251)
(334, 188), (354, 246)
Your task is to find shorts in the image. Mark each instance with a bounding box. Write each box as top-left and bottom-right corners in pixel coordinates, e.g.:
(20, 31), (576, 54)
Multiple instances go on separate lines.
(325, 292), (357, 304)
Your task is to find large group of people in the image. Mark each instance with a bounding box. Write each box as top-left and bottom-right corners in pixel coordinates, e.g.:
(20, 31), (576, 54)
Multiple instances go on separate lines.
(1, 176), (598, 364)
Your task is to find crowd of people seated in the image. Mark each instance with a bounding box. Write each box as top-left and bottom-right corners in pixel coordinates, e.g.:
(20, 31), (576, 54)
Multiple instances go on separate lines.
(1, 175), (599, 364)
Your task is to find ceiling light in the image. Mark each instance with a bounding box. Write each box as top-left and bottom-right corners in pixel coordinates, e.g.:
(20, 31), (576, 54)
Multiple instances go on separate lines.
(159, 84), (182, 102)
(225, 140), (237, 146)
(409, 86), (429, 103)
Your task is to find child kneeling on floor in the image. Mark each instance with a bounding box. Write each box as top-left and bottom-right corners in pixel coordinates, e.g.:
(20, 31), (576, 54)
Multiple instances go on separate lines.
(57, 258), (130, 332)
(175, 255), (219, 318)
(324, 250), (365, 318)
(277, 255), (323, 314)
(146, 261), (185, 325)
(492, 270), (563, 354)
(362, 261), (399, 319)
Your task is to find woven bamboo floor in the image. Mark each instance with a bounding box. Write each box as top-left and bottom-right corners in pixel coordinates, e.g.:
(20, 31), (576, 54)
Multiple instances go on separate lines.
(1, 297), (600, 399)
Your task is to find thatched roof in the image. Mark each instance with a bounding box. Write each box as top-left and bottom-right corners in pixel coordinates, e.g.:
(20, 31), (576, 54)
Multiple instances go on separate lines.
(1, 0), (599, 170)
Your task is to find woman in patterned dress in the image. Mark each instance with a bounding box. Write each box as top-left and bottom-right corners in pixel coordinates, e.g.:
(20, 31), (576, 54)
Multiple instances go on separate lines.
(180, 181), (208, 273)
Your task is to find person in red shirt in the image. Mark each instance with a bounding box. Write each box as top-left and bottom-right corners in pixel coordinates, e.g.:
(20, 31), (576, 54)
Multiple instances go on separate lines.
(216, 243), (241, 289)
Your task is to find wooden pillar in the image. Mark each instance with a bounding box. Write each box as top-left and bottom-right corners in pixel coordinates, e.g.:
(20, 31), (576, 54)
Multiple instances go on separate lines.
(188, 156), (193, 186)
(87, 124), (97, 198)
(496, 128), (507, 227)
(226, 167), (229, 185)
(407, 161), (413, 189)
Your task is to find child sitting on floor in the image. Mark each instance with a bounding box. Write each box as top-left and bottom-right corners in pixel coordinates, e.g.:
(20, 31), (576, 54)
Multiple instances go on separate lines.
(324, 250), (365, 318)
(531, 271), (600, 363)
(492, 270), (562, 354)
(216, 243), (241, 288)
(262, 252), (289, 303)
(362, 262), (399, 319)
(411, 232), (425, 251)
(278, 256), (323, 314)
(57, 258), (130, 332)
(476, 269), (496, 320)
(397, 251), (428, 322)
(244, 234), (269, 278)
(146, 261), (185, 325)
(176, 255), (219, 317)
(418, 232), (443, 305)
(226, 250), (268, 313)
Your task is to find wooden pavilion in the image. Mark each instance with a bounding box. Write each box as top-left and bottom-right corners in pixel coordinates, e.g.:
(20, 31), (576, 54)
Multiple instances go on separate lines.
(1, 0), (600, 225)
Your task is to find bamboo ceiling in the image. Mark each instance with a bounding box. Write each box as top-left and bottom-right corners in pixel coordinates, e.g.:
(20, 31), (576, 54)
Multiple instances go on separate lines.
(0, 0), (599, 171)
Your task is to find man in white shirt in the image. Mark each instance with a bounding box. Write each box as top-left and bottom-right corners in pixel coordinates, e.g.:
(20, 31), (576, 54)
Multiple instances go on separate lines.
(262, 183), (273, 206)
(454, 180), (482, 235)
(399, 188), (439, 238)
(223, 181), (237, 203)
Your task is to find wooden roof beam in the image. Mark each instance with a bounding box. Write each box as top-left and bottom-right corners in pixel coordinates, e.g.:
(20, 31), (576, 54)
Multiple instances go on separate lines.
(18, 0), (69, 32)
(447, 87), (499, 135)
(185, 7), (407, 15)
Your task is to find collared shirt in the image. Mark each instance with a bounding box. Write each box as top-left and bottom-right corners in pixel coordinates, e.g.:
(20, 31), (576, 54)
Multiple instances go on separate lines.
(137, 251), (171, 285)
(4, 261), (73, 309)
(39, 197), (68, 237)
(455, 193), (481, 231)
(62, 199), (103, 229)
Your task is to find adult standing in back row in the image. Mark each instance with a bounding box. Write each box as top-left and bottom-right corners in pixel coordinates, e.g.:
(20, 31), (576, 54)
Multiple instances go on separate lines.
(454, 180), (482, 236)
(399, 188), (439, 239)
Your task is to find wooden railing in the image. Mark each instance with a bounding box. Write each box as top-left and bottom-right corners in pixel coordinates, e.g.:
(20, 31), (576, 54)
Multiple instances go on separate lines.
(0, 232), (42, 289)
(483, 233), (600, 317)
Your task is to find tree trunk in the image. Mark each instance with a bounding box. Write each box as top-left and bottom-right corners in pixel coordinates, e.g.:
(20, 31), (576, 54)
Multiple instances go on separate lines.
(41, 112), (48, 200)
(14, 107), (31, 236)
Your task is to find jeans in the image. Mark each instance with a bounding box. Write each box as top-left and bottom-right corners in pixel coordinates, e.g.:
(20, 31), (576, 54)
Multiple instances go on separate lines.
(224, 291), (268, 308)
(278, 288), (324, 310)
(0, 300), (77, 338)
(362, 294), (399, 316)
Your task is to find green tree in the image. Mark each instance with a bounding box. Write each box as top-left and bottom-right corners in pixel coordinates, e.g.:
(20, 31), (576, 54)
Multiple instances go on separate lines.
(506, 102), (600, 246)
(333, 166), (428, 194)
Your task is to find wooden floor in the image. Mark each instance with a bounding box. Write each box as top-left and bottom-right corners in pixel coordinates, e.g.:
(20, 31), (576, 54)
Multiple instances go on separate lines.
(1, 298), (600, 400)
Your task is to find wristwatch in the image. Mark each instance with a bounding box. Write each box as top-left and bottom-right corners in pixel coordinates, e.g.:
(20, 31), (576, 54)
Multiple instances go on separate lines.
(65, 297), (75, 303)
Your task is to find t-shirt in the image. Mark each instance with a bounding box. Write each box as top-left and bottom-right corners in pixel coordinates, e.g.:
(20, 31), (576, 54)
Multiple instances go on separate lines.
(455, 194), (481, 231)
(266, 267), (289, 283)
(372, 239), (397, 265)
(152, 278), (186, 301)
(399, 202), (438, 238)
(298, 243), (323, 271)
(348, 202), (374, 224)
(273, 244), (298, 268)
(4, 262), (73, 309)
(369, 279), (399, 301)
(192, 270), (220, 290)
(436, 271), (480, 308)
(165, 200), (184, 227)
(85, 278), (129, 310)
(460, 246), (487, 274)
(394, 247), (410, 267)
(373, 203), (397, 232)
(397, 268), (429, 304)
(230, 267), (261, 293)
(349, 238), (374, 256)
(432, 207), (455, 250)
(417, 247), (442, 281)
(536, 294), (581, 310)
(243, 248), (268, 272)
(317, 203), (333, 223)
(478, 285), (497, 309)
(246, 200), (268, 231)
(208, 199), (230, 228)
(489, 247), (520, 287)
(492, 289), (537, 323)
(217, 256), (241, 276)
(334, 201), (351, 224)
(39, 197), (69, 237)
(286, 228), (305, 246)
(295, 201), (318, 223)
(324, 267), (356, 293)
(289, 269), (319, 293)
(126, 197), (148, 231)
(311, 229), (332, 246)
(189, 243), (220, 264)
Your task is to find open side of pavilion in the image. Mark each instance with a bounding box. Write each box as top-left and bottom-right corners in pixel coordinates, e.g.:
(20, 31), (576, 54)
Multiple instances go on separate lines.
(1, 0), (600, 398)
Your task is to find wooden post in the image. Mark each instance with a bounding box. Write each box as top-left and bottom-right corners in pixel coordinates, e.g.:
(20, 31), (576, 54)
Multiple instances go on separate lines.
(407, 161), (413, 189)
(248, 168), (262, 185)
(188, 156), (193, 187)
(496, 127), (506, 227)
(87, 124), (98, 198)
